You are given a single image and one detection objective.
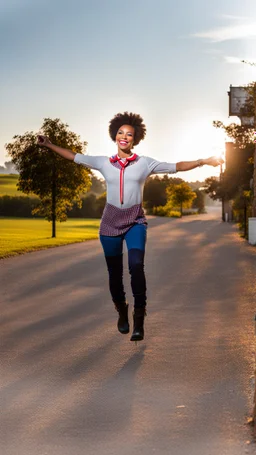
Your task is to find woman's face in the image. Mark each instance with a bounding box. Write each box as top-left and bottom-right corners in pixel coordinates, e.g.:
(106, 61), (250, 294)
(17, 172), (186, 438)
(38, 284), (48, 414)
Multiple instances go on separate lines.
(116, 124), (135, 154)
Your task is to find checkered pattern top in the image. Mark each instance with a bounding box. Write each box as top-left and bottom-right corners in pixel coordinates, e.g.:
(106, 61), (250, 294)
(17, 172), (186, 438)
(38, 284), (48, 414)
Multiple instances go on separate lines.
(74, 153), (177, 236)
(99, 202), (147, 236)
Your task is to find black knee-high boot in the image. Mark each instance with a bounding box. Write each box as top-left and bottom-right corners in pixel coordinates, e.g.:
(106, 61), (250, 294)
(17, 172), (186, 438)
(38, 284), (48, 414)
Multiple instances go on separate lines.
(130, 307), (146, 341)
(105, 255), (129, 334)
(114, 301), (130, 334)
(128, 249), (147, 341)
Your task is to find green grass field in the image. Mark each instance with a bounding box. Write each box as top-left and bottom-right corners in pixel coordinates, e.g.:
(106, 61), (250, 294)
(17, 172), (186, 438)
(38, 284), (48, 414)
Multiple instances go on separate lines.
(0, 175), (101, 259)
(0, 218), (100, 259)
(0, 174), (87, 197)
(0, 174), (24, 196)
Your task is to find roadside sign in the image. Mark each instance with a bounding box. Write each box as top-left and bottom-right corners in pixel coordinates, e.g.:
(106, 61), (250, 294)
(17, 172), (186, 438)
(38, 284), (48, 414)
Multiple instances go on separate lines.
(228, 86), (253, 122)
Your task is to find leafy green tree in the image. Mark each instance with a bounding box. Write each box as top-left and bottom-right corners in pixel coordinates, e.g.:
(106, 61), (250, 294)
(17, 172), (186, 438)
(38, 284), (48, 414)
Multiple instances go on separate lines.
(5, 118), (92, 237)
(89, 175), (106, 195)
(213, 121), (254, 149)
(95, 192), (107, 216)
(167, 182), (196, 216)
(192, 188), (205, 213)
(68, 193), (98, 218)
(204, 142), (253, 203)
(143, 174), (183, 213)
(204, 176), (223, 200)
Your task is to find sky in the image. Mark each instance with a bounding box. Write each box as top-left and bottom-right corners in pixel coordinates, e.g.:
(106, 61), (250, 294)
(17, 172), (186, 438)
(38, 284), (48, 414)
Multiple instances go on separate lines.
(1, 0), (256, 181)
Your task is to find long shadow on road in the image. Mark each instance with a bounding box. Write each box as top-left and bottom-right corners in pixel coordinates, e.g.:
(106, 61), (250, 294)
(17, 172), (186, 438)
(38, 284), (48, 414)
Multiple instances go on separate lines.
(1, 213), (256, 454)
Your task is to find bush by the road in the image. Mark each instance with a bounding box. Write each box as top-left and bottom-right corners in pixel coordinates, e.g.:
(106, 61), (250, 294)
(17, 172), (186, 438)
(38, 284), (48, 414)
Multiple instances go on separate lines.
(0, 195), (41, 217)
(152, 206), (181, 217)
(0, 193), (106, 219)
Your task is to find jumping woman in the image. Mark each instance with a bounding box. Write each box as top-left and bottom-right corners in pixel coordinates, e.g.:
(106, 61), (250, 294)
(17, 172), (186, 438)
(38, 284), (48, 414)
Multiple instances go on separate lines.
(37, 112), (223, 342)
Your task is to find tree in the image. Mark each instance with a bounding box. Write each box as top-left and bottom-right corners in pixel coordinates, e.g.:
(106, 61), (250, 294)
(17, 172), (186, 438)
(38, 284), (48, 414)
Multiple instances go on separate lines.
(209, 116), (254, 203)
(213, 120), (254, 149)
(95, 191), (107, 216)
(68, 193), (98, 218)
(204, 176), (223, 200)
(143, 174), (183, 213)
(5, 118), (92, 238)
(166, 182), (196, 216)
(192, 188), (205, 213)
(89, 175), (106, 195)
(204, 143), (253, 202)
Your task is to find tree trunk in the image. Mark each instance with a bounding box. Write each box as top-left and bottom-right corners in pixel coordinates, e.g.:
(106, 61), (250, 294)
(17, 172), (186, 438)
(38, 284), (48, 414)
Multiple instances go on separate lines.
(180, 202), (183, 217)
(52, 163), (56, 238)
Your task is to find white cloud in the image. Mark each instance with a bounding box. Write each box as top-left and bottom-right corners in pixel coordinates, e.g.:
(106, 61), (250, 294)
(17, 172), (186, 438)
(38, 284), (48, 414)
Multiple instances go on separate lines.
(193, 22), (256, 42)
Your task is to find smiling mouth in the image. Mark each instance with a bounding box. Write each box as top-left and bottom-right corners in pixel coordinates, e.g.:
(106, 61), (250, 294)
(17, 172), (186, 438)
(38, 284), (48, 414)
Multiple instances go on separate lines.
(119, 141), (128, 145)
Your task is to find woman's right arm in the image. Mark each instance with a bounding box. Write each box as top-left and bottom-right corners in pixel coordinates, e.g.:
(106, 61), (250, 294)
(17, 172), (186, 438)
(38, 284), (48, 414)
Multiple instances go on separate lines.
(37, 135), (75, 161)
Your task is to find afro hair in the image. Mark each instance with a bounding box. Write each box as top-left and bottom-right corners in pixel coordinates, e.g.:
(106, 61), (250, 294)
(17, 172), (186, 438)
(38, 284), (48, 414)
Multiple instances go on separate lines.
(109, 112), (146, 147)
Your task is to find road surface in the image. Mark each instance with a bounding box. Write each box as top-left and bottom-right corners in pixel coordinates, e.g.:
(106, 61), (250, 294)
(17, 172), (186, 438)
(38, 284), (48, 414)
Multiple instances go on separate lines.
(1, 207), (256, 454)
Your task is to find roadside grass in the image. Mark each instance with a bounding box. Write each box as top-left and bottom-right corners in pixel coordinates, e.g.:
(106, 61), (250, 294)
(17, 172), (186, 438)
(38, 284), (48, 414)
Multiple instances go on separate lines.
(0, 217), (100, 259)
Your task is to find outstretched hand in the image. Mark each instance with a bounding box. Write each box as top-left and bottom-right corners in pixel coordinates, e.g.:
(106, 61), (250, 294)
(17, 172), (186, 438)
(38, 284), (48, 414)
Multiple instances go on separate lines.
(204, 156), (224, 167)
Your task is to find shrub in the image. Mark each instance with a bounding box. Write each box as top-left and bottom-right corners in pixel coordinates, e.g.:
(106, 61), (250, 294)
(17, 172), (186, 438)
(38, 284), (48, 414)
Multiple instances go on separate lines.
(69, 193), (98, 218)
(168, 210), (181, 218)
(152, 205), (168, 216)
(68, 192), (106, 218)
(0, 195), (41, 217)
(0, 192), (107, 219)
(152, 205), (181, 218)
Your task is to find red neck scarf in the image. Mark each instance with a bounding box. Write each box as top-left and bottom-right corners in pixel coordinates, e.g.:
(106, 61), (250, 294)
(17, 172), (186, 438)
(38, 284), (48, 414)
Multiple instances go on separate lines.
(109, 153), (137, 204)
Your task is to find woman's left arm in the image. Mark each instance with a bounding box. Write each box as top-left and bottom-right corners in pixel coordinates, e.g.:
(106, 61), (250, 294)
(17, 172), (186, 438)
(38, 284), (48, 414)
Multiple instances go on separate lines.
(176, 156), (224, 172)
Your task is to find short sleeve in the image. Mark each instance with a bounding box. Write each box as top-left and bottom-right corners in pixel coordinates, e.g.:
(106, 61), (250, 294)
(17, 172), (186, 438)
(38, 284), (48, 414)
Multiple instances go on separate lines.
(143, 156), (177, 175)
(74, 154), (106, 171)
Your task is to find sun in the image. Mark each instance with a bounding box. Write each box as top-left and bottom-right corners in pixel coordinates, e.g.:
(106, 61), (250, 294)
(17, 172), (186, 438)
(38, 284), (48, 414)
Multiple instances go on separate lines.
(169, 112), (228, 180)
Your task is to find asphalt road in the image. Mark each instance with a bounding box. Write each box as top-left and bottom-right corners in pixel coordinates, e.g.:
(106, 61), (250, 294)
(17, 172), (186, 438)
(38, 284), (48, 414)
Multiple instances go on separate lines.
(1, 207), (256, 455)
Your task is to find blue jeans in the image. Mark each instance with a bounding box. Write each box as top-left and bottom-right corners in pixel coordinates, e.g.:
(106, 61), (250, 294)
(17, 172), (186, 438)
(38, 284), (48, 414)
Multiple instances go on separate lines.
(100, 224), (147, 308)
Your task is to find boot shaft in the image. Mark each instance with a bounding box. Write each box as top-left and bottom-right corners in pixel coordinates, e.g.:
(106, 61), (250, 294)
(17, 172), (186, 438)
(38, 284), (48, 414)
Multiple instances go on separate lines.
(114, 302), (129, 335)
(130, 307), (146, 341)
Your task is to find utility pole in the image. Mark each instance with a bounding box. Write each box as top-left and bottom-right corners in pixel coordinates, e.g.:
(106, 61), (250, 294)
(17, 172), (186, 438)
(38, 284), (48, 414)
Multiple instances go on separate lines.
(220, 161), (225, 221)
